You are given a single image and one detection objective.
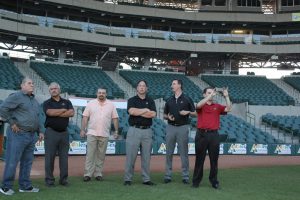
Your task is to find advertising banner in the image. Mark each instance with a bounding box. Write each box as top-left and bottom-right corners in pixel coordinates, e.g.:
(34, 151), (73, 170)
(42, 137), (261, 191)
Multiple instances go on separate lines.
(248, 144), (268, 155)
(227, 143), (247, 154)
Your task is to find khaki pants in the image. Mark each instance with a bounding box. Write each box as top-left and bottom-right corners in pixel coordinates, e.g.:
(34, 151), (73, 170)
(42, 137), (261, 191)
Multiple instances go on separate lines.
(84, 135), (108, 177)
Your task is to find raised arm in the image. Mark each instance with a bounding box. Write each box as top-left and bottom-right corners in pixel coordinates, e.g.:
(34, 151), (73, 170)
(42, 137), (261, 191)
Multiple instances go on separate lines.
(196, 90), (216, 109)
(222, 88), (232, 112)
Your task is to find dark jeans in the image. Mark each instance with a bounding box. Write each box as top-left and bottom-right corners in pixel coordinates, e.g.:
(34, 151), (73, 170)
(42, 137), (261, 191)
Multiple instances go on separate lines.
(192, 130), (220, 186)
(2, 127), (37, 190)
(44, 128), (69, 184)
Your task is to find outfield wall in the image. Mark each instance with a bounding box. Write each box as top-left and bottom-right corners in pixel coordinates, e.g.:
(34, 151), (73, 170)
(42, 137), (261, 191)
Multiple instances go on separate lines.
(33, 140), (300, 156)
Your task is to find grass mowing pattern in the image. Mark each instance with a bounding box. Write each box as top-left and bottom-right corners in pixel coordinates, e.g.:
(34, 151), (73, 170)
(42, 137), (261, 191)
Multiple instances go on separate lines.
(4, 166), (300, 200)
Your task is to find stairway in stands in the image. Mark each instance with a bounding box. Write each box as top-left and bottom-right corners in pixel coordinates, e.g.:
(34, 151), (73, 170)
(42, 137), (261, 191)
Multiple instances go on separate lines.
(104, 70), (136, 99)
(270, 79), (300, 106)
(188, 75), (224, 104)
(14, 61), (49, 96)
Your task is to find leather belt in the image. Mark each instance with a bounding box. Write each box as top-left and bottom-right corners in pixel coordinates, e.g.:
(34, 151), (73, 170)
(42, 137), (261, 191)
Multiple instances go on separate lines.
(169, 123), (186, 126)
(132, 125), (151, 129)
(198, 129), (218, 133)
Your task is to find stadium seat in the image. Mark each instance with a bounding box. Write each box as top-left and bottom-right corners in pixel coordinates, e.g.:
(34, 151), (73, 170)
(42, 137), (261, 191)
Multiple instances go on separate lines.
(119, 70), (202, 102)
(30, 62), (124, 99)
(201, 75), (294, 106)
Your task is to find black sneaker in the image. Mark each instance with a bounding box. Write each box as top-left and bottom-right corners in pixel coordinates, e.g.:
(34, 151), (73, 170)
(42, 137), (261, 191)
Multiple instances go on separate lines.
(182, 179), (190, 184)
(0, 187), (15, 195)
(19, 186), (39, 193)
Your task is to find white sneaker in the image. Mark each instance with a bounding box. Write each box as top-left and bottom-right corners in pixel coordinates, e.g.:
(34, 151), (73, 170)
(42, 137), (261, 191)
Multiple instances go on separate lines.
(0, 187), (15, 195)
(19, 186), (39, 193)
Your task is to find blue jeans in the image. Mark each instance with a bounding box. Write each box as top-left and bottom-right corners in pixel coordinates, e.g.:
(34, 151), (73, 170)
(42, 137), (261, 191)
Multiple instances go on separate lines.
(1, 127), (37, 190)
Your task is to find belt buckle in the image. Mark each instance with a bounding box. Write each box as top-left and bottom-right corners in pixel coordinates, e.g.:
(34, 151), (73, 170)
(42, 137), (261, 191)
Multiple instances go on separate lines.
(199, 129), (209, 133)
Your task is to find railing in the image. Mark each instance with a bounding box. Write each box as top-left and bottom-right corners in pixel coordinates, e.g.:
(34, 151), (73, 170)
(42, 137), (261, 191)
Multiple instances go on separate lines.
(246, 111), (256, 127)
(2, 9), (300, 45)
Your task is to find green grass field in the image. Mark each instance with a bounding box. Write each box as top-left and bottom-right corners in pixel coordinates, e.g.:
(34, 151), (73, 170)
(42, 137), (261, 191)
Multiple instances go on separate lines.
(3, 165), (300, 200)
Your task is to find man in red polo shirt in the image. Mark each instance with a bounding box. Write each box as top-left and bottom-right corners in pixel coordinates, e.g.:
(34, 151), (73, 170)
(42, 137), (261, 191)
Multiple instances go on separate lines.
(192, 87), (231, 189)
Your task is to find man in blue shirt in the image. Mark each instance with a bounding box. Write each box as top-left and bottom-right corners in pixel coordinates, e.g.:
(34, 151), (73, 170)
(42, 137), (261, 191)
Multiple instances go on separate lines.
(0, 77), (44, 196)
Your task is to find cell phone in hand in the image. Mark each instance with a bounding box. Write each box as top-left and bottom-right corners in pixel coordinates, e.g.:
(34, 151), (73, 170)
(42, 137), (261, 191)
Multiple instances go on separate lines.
(215, 87), (223, 92)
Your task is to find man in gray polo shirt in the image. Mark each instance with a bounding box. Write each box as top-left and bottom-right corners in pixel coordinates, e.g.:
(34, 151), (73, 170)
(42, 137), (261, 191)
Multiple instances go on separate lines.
(0, 77), (44, 196)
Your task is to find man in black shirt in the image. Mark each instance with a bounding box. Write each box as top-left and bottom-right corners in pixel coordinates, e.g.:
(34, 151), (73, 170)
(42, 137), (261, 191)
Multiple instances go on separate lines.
(124, 80), (156, 186)
(43, 82), (74, 187)
(163, 79), (196, 184)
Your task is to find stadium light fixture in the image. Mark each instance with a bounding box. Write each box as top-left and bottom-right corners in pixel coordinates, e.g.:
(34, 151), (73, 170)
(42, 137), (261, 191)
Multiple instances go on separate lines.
(18, 36), (27, 41)
(141, 17), (146, 21)
(233, 30), (244, 34)
(34, 1), (39, 5)
(120, 16), (124, 19)
(57, 5), (62, 8)
(101, 13), (106, 16)
(242, 24), (247, 27)
(81, 9), (85, 13)
(109, 47), (116, 52)
(182, 21), (186, 24)
(190, 53), (197, 58)
(202, 22), (207, 25)
(161, 19), (165, 22)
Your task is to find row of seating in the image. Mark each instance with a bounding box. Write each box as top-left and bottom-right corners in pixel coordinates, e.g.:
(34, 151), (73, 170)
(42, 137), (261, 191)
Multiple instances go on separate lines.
(262, 114), (300, 137)
(0, 58), (23, 90)
(201, 75), (295, 106)
(66, 108), (280, 145)
(119, 70), (202, 102)
(260, 37), (300, 45)
(283, 76), (300, 92)
(191, 114), (280, 144)
(30, 62), (124, 99)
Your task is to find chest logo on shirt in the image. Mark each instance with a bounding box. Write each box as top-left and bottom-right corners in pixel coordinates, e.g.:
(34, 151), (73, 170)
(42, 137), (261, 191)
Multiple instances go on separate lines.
(61, 103), (66, 106)
(213, 107), (217, 111)
(180, 101), (184, 104)
(146, 102), (148, 105)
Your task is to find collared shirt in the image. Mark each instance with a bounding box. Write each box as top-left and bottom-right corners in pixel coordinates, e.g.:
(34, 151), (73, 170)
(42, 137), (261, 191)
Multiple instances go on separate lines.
(127, 95), (156, 127)
(0, 91), (42, 132)
(164, 93), (195, 125)
(82, 99), (118, 137)
(43, 97), (74, 132)
(197, 103), (227, 130)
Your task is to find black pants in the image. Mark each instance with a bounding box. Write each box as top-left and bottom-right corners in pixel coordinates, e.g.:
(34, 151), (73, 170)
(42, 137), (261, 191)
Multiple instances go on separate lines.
(192, 130), (220, 186)
(44, 128), (69, 184)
